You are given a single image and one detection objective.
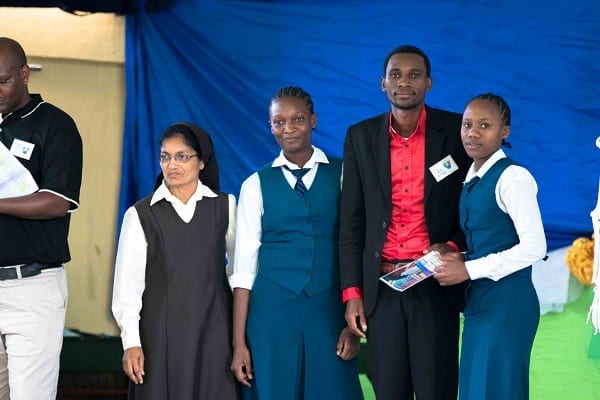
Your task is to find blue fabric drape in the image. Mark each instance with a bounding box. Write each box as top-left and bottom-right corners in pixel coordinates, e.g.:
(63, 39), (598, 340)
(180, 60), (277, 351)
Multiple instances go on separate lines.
(120, 0), (600, 250)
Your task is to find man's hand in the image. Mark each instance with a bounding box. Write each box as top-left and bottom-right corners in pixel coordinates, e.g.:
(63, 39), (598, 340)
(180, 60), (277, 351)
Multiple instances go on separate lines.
(345, 298), (367, 338)
(336, 326), (361, 360)
(424, 242), (456, 255)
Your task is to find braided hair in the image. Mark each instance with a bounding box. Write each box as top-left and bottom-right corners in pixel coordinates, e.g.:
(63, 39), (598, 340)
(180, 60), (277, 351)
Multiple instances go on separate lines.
(468, 93), (512, 148)
(271, 86), (315, 115)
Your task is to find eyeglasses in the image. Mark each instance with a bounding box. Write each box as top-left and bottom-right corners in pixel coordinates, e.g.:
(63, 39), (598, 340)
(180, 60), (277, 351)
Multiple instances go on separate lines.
(269, 116), (308, 131)
(159, 153), (198, 163)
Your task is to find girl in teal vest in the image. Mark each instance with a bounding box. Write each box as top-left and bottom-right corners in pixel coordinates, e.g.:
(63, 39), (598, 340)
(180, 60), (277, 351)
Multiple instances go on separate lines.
(433, 93), (547, 399)
(229, 86), (363, 400)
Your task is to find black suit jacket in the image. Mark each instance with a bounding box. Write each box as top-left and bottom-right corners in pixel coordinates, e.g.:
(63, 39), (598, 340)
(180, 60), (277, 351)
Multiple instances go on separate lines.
(339, 106), (471, 317)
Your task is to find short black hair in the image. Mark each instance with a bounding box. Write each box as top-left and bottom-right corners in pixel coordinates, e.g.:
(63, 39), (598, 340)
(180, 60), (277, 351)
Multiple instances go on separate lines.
(383, 45), (431, 77)
(0, 37), (27, 68)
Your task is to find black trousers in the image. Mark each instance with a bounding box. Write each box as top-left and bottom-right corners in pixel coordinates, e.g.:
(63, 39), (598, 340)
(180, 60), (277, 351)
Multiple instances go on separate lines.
(366, 278), (460, 400)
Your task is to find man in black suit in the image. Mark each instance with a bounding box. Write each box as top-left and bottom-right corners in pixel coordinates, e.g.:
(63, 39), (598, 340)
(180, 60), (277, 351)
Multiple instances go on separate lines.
(339, 45), (470, 400)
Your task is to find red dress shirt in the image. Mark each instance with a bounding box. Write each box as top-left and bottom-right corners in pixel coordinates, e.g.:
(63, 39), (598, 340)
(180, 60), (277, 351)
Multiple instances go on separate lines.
(381, 108), (429, 261)
(342, 108), (458, 303)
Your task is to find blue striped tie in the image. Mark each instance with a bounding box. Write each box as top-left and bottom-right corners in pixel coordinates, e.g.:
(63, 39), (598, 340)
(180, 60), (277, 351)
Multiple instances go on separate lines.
(284, 166), (310, 196)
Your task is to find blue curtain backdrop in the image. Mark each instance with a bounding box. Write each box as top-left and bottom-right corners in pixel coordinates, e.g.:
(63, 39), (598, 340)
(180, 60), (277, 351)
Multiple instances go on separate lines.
(119, 0), (600, 250)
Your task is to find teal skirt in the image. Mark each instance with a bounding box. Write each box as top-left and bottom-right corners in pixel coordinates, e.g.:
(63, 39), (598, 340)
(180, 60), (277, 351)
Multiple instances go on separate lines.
(242, 274), (363, 400)
(460, 267), (539, 400)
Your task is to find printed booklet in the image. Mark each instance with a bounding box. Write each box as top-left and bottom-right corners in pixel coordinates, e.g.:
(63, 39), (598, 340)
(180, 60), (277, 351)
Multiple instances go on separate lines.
(379, 251), (443, 292)
(0, 141), (38, 199)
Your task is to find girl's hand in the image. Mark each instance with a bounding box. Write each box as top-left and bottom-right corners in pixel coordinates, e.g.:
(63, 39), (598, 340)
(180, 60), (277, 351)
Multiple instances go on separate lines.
(231, 343), (254, 387)
(434, 252), (469, 286)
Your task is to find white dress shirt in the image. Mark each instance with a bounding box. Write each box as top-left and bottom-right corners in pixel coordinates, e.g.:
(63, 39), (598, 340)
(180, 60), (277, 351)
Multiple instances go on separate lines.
(229, 146), (335, 290)
(111, 180), (236, 350)
(464, 149), (547, 281)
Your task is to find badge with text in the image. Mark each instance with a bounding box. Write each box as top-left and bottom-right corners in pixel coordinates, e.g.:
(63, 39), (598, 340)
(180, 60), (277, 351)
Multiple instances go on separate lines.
(10, 139), (35, 161)
(429, 155), (459, 182)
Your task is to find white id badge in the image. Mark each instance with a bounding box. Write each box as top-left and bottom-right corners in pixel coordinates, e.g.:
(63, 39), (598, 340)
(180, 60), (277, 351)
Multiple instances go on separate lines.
(10, 138), (35, 160)
(429, 155), (459, 182)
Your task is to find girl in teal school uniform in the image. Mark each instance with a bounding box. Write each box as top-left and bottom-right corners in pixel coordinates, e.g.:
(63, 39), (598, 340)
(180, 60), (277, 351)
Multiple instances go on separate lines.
(433, 93), (547, 399)
(229, 86), (363, 400)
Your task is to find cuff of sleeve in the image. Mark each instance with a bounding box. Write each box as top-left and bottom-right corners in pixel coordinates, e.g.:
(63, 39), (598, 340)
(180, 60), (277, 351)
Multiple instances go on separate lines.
(464, 259), (486, 280)
(342, 287), (363, 303)
(121, 330), (141, 351)
(229, 273), (256, 290)
(446, 240), (460, 252)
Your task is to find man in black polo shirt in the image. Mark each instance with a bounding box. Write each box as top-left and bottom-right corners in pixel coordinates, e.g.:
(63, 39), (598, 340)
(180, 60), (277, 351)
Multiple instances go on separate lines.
(0, 37), (82, 400)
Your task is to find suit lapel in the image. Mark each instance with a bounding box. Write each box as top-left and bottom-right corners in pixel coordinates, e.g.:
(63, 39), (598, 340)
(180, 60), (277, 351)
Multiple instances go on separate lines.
(369, 114), (392, 210)
(424, 106), (446, 204)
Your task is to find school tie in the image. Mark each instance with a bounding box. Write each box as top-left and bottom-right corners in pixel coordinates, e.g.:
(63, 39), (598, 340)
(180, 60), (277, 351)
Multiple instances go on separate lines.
(284, 166), (310, 196)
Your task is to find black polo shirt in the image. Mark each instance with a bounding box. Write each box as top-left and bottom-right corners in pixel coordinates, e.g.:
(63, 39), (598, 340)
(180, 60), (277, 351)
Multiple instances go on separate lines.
(0, 94), (83, 266)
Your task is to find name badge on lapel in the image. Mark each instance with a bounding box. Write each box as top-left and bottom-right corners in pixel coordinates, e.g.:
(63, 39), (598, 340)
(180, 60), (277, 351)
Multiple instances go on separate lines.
(10, 138), (35, 161)
(429, 155), (459, 182)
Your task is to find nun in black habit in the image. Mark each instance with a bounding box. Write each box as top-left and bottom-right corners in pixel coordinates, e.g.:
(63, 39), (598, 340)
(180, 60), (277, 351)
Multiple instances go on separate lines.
(112, 122), (239, 399)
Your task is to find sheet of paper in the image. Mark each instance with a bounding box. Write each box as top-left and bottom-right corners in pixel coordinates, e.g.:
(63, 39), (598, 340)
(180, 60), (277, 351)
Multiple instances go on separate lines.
(0, 140), (38, 199)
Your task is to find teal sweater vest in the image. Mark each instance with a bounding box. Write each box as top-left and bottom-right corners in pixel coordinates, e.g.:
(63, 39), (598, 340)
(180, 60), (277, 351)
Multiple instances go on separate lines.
(461, 157), (519, 261)
(257, 159), (342, 295)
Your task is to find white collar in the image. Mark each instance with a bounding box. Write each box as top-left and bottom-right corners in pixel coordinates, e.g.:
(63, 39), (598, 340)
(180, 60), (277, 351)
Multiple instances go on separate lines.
(150, 180), (217, 206)
(465, 149), (507, 182)
(271, 145), (330, 169)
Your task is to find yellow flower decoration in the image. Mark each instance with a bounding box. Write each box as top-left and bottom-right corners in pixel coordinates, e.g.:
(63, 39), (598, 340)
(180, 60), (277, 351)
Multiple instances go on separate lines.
(565, 234), (595, 285)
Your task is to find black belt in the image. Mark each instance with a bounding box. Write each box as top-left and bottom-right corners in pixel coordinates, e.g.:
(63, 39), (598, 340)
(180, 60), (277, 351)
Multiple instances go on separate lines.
(0, 263), (61, 281)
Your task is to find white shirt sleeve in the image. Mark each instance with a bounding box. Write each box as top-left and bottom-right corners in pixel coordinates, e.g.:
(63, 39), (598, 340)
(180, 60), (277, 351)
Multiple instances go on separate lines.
(111, 207), (147, 350)
(465, 165), (547, 281)
(229, 173), (263, 290)
(225, 193), (237, 280)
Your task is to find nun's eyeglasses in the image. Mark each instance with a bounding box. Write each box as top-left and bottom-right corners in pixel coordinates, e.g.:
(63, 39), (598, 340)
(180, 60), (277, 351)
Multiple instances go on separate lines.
(159, 153), (198, 163)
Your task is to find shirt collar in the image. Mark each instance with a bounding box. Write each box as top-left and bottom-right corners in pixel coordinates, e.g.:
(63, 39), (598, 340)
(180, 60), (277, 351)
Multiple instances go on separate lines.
(271, 145), (330, 169)
(1, 94), (45, 123)
(150, 179), (218, 206)
(387, 106), (427, 139)
(465, 149), (507, 182)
